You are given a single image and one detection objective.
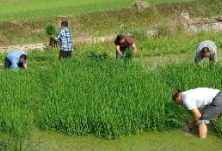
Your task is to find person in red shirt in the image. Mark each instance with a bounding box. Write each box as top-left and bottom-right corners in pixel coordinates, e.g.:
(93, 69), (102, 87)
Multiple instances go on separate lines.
(114, 34), (137, 60)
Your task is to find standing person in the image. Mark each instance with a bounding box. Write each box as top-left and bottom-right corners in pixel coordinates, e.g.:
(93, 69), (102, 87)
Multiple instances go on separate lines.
(114, 34), (137, 60)
(50, 21), (73, 60)
(172, 88), (222, 138)
(5, 52), (28, 71)
(195, 40), (218, 68)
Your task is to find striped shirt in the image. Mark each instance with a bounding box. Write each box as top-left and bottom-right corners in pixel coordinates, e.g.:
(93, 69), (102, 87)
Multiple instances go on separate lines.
(55, 28), (73, 51)
(196, 40), (218, 64)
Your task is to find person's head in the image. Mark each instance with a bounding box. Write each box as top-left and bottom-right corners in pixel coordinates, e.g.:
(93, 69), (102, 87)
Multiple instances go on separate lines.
(19, 54), (27, 64)
(116, 34), (125, 44)
(61, 21), (68, 29)
(202, 47), (210, 58)
(172, 90), (183, 105)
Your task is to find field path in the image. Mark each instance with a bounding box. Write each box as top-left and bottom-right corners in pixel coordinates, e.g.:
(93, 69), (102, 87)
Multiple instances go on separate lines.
(0, 34), (116, 52)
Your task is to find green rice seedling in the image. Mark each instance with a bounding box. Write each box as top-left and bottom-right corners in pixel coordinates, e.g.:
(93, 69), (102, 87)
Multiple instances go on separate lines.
(45, 24), (58, 47)
(35, 58), (185, 139)
(124, 49), (133, 61)
(87, 52), (108, 60)
(45, 24), (57, 36)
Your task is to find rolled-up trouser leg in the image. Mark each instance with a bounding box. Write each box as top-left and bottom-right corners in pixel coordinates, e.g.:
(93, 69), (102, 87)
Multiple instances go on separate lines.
(197, 91), (222, 124)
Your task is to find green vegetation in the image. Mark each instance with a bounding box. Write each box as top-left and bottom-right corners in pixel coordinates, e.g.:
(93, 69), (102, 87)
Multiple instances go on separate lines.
(124, 49), (134, 60)
(2, 49), (222, 139)
(45, 24), (57, 36)
(0, 0), (222, 144)
(0, 56), (186, 139)
(87, 52), (108, 60)
(1, 0), (222, 46)
(0, 0), (194, 22)
(45, 24), (58, 47)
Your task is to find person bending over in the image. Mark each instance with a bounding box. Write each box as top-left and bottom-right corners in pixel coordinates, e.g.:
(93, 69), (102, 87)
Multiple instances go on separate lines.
(172, 88), (222, 138)
(195, 40), (218, 68)
(114, 34), (137, 60)
(5, 52), (27, 71)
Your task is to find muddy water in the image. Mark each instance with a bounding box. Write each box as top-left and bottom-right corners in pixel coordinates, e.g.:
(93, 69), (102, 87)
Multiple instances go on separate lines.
(1, 126), (216, 151)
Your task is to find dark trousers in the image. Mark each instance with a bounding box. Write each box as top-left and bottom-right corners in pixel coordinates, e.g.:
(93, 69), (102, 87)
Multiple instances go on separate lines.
(59, 51), (72, 60)
(116, 46), (134, 60)
(4, 57), (23, 70)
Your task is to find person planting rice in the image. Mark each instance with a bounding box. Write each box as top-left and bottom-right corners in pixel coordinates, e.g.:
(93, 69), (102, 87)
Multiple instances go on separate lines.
(172, 88), (222, 138)
(195, 40), (218, 68)
(114, 34), (137, 60)
(5, 52), (27, 71)
(50, 21), (73, 60)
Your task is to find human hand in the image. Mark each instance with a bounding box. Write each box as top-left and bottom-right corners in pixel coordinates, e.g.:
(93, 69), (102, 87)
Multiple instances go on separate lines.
(188, 121), (194, 129)
(213, 118), (218, 123)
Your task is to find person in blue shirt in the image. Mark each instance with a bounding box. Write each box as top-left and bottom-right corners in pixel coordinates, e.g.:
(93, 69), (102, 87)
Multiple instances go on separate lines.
(5, 52), (28, 71)
(50, 21), (73, 60)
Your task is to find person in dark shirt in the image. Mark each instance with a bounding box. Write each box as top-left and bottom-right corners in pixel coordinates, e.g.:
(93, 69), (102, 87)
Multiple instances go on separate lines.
(114, 34), (137, 60)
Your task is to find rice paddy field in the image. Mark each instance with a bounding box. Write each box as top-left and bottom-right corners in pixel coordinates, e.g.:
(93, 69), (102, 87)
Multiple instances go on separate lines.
(1, 0), (222, 150)
(0, 31), (222, 150)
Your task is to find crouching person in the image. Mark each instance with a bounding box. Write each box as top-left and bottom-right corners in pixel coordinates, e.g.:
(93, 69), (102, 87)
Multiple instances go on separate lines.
(5, 52), (27, 71)
(195, 40), (218, 67)
(172, 88), (222, 138)
(114, 34), (137, 60)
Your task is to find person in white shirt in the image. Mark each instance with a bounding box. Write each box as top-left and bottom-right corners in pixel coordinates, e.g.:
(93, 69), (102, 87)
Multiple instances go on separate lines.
(195, 40), (218, 68)
(172, 88), (222, 138)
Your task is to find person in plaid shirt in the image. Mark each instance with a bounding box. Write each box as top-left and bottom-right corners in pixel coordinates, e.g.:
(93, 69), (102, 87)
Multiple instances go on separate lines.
(50, 21), (73, 60)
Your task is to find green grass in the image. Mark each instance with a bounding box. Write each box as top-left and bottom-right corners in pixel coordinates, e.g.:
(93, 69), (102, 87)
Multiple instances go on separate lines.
(0, 0), (194, 22)
(0, 55), (187, 139)
(1, 30), (222, 140)
(1, 0), (222, 46)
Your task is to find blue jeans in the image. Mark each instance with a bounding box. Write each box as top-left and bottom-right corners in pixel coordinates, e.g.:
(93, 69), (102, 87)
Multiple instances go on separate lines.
(116, 46), (134, 60)
(194, 56), (214, 63)
(4, 57), (23, 70)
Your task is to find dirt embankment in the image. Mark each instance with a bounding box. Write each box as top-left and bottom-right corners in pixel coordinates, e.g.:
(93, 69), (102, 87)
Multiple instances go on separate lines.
(0, 0), (221, 50)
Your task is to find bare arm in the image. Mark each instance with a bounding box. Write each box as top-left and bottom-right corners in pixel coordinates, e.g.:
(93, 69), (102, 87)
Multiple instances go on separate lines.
(50, 35), (55, 40)
(132, 43), (137, 54)
(23, 65), (27, 70)
(116, 45), (123, 56)
(188, 108), (202, 128)
(210, 51), (218, 64)
(195, 47), (203, 67)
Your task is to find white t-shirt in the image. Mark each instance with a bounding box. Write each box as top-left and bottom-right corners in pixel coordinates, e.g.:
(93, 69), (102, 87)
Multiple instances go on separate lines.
(182, 88), (220, 110)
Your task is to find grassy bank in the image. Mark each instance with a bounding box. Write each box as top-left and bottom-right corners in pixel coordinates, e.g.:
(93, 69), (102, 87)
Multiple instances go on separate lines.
(0, 0), (194, 22)
(0, 0), (222, 46)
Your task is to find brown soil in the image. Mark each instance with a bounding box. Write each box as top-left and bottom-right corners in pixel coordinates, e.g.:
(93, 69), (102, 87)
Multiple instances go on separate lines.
(131, 1), (149, 12)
